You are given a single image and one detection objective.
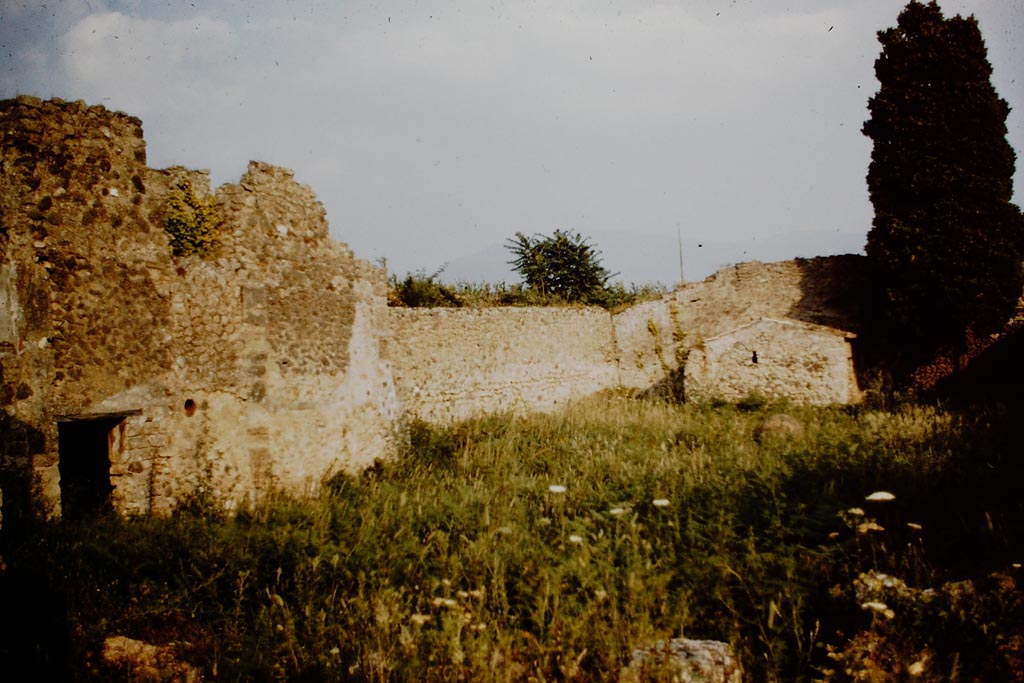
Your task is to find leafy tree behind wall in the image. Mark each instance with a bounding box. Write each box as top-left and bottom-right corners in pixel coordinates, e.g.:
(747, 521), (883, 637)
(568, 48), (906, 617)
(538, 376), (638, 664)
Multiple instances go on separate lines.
(506, 229), (613, 304)
(863, 1), (1024, 356)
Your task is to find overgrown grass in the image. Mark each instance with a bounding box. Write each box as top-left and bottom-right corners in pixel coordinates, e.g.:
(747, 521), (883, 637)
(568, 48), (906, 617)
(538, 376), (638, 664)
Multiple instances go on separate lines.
(5, 395), (1023, 681)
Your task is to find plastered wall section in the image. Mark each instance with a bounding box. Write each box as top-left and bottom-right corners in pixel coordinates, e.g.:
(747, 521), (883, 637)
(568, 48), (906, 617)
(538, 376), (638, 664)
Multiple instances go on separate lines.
(613, 256), (866, 393)
(384, 258), (867, 421)
(0, 96), (399, 519)
(684, 319), (858, 405)
(383, 307), (619, 423)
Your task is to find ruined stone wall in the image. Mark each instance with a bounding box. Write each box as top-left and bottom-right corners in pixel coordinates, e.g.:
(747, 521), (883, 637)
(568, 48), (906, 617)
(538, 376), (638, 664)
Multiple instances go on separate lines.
(684, 319), (858, 405)
(383, 307), (619, 422)
(382, 258), (867, 422)
(0, 96), (399, 520)
(614, 256), (866, 394)
(0, 96), (869, 524)
(672, 256), (867, 341)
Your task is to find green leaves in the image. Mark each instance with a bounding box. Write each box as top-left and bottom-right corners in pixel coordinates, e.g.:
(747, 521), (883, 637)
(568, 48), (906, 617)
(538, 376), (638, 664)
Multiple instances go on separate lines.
(506, 229), (613, 304)
(863, 1), (1024, 351)
(165, 177), (221, 258)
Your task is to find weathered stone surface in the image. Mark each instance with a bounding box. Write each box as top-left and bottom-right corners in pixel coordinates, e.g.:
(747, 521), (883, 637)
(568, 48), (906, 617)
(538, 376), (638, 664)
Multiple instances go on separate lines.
(0, 97), (400, 518)
(686, 319), (858, 406)
(614, 259), (865, 403)
(384, 306), (619, 423)
(620, 638), (743, 683)
(385, 263), (864, 422)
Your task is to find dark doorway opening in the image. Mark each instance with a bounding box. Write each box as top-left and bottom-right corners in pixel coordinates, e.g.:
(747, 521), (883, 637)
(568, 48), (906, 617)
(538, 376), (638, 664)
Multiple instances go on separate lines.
(56, 414), (133, 519)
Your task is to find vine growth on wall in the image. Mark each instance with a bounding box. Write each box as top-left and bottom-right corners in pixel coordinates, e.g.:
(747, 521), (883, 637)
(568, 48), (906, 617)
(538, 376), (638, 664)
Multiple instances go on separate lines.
(165, 177), (221, 258)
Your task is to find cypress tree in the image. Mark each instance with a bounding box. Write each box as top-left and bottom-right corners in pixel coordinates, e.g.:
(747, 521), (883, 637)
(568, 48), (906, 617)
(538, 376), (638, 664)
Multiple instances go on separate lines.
(863, 1), (1024, 355)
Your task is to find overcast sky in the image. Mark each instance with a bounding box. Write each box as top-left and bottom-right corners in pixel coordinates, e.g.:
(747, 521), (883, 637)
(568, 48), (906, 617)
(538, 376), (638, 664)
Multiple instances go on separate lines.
(2, 0), (1021, 282)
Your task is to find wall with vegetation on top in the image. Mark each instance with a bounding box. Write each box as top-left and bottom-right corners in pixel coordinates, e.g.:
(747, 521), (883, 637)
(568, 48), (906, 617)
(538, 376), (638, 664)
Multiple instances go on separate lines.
(1, 96), (867, 524)
(0, 96), (400, 522)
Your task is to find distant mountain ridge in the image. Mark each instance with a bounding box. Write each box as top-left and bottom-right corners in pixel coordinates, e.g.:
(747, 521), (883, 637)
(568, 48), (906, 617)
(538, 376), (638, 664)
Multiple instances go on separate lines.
(435, 230), (867, 286)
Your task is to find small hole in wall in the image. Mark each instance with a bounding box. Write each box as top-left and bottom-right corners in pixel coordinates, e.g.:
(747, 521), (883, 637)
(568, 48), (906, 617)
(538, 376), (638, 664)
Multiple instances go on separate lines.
(184, 399), (197, 416)
(751, 351), (759, 364)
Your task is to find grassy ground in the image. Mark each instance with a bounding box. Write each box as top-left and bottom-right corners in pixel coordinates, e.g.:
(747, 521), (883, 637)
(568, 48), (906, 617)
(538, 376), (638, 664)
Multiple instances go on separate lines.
(5, 393), (1023, 681)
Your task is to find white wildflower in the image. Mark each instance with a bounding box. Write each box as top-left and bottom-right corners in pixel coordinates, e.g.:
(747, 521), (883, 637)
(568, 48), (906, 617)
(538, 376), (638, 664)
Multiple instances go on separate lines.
(430, 597), (458, 608)
(568, 534), (584, 545)
(548, 484), (567, 494)
(865, 491), (896, 502)
(857, 521), (885, 534)
(908, 657), (928, 676)
(609, 507), (626, 516)
(860, 601), (895, 619)
(652, 499), (670, 508)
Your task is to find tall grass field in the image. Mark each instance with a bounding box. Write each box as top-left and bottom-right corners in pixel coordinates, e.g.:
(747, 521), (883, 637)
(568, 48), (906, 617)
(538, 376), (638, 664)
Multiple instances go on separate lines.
(4, 393), (1023, 681)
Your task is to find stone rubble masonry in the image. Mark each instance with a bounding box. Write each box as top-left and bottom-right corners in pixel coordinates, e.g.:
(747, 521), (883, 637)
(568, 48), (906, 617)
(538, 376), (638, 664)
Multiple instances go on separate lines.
(0, 96), (864, 520)
(1, 96), (401, 519)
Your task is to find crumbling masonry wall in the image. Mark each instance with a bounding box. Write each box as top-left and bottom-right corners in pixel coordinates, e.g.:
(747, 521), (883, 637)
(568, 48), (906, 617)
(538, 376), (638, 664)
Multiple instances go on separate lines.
(0, 96), (400, 521)
(684, 319), (859, 405)
(613, 256), (866, 394)
(384, 257), (865, 421)
(1, 97), (866, 524)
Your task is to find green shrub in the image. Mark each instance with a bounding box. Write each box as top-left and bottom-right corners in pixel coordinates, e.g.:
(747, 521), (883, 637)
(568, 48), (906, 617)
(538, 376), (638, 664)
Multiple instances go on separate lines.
(387, 269), (462, 307)
(164, 177), (221, 258)
(387, 273), (666, 310)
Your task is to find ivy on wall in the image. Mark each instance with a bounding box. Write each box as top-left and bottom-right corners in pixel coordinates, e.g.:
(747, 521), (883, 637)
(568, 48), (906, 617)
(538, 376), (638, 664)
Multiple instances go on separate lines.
(165, 177), (221, 258)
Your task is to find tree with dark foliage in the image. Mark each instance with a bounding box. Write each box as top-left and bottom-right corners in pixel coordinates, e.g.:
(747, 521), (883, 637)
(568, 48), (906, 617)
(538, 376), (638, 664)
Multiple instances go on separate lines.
(863, 1), (1024, 358)
(506, 229), (613, 303)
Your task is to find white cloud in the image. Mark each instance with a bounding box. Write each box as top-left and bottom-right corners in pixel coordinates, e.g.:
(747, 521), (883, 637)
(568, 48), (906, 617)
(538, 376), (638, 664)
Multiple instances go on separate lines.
(1, 0), (1019, 278)
(61, 11), (238, 116)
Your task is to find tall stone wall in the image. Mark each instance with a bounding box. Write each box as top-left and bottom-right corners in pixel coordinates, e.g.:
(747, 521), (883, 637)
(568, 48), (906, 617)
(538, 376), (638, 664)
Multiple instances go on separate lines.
(0, 96), (400, 521)
(382, 257), (866, 420)
(383, 307), (619, 423)
(380, 258), (867, 422)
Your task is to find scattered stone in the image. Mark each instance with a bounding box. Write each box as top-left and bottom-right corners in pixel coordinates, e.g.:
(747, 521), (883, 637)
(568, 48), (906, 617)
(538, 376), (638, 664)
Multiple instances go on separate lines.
(754, 413), (805, 443)
(620, 638), (742, 683)
(102, 635), (203, 683)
